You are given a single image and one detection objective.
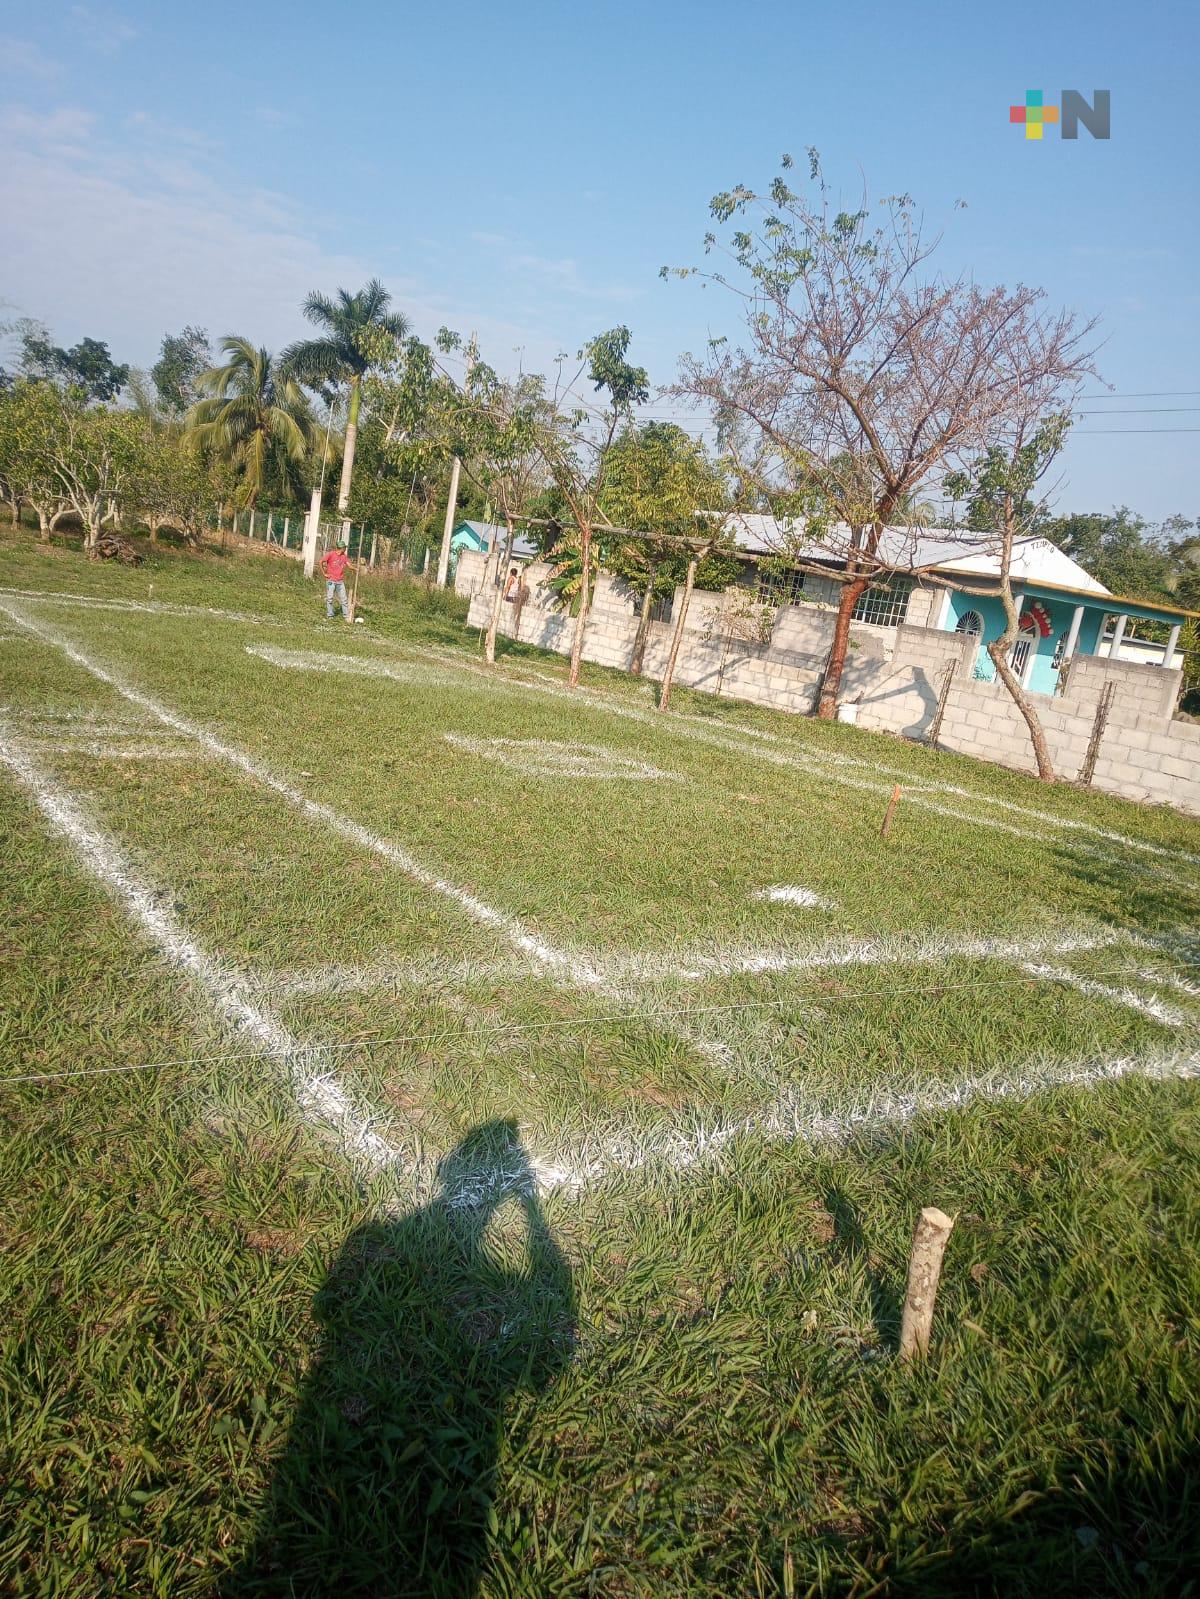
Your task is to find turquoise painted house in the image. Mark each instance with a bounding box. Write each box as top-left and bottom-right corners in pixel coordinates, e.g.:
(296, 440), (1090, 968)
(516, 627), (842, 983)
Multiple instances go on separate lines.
(726, 518), (1192, 698)
(449, 521), (537, 575)
(931, 537), (1188, 695)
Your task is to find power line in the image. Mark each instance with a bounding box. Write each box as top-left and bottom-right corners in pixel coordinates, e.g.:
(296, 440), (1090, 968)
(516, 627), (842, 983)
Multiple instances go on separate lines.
(2, 961), (1193, 1089)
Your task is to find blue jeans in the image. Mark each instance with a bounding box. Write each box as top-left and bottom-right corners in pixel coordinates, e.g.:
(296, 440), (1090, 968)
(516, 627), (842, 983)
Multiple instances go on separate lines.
(325, 579), (348, 619)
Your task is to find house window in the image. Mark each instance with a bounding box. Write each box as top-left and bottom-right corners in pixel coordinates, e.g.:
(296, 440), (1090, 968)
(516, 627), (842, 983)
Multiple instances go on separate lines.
(852, 579), (914, 627)
(954, 609), (984, 637)
(756, 567), (806, 607)
(634, 592), (673, 625)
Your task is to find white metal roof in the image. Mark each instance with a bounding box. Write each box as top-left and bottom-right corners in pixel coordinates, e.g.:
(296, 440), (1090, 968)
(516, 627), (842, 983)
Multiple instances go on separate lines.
(720, 515), (1110, 596)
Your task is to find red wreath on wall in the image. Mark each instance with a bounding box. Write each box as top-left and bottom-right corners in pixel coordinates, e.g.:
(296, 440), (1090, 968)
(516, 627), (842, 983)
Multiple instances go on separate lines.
(1018, 602), (1053, 638)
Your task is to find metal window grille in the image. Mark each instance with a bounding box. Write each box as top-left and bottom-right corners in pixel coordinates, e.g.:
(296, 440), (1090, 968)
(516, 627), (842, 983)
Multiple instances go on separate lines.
(755, 568), (807, 607)
(852, 580), (914, 627)
(954, 609), (984, 636)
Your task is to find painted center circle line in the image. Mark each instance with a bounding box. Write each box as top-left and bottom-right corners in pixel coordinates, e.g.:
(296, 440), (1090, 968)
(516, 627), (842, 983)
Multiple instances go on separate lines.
(442, 733), (681, 782)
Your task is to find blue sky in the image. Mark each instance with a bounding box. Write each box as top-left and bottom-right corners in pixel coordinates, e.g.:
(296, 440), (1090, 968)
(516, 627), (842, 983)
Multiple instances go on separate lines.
(1, 0), (1197, 521)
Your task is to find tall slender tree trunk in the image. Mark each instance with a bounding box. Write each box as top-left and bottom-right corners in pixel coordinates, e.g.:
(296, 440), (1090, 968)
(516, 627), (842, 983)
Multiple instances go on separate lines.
(36, 507), (51, 542)
(816, 574), (870, 718)
(658, 556), (699, 712)
(630, 564), (658, 677)
(988, 575), (1056, 781)
(567, 526), (592, 689)
(336, 376), (361, 547)
(485, 519), (517, 665)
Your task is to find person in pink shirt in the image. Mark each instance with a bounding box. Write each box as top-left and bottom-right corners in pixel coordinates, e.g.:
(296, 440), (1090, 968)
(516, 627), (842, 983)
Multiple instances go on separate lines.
(319, 545), (351, 621)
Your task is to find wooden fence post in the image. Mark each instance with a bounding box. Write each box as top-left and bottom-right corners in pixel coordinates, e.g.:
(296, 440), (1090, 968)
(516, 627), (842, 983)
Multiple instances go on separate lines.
(899, 1206), (956, 1361)
(881, 783), (902, 839)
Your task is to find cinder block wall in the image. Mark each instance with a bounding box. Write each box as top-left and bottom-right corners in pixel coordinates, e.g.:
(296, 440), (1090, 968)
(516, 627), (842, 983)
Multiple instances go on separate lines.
(453, 551), (1199, 814)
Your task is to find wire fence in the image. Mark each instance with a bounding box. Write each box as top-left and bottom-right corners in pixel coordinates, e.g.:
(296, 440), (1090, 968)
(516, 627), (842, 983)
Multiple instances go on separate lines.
(217, 506), (434, 573)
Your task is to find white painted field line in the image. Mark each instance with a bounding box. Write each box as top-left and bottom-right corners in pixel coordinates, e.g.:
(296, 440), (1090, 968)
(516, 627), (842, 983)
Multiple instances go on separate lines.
(29, 740), (195, 761)
(602, 927), (1124, 984)
(1124, 965), (1200, 999)
(247, 644), (430, 683)
(0, 587), (285, 627)
(443, 732), (679, 782)
(409, 642), (1200, 871)
(0, 724), (403, 1173)
(262, 953), (527, 1000)
(524, 1046), (1200, 1194)
(754, 884), (835, 911)
(2, 603), (604, 988)
(1021, 962), (1187, 1028)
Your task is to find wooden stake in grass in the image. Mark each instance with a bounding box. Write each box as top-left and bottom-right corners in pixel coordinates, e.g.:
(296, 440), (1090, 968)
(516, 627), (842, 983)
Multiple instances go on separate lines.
(348, 547), (364, 624)
(881, 783), (902, 839)
(899, 1206), (955, 1361)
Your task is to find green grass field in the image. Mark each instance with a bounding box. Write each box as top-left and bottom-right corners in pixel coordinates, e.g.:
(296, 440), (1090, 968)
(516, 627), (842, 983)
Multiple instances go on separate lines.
(2, 529), (1199, 1597)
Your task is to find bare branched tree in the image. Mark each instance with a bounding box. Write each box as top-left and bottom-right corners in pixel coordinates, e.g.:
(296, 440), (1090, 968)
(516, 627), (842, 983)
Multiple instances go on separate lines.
(669, 152), (1099, 717)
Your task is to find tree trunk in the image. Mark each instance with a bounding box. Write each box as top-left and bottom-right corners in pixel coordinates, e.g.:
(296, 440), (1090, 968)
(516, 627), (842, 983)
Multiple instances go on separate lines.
(630, 565), (657, 677)
(658, 556), (698, 713)
(816, 575), (870, 719)
(987, 581), (1056, 781)
(337, 376), (360, 547)
(567, 526), (592, 689)
(36, 507), (50, 542)
(485, 520), (517, 666)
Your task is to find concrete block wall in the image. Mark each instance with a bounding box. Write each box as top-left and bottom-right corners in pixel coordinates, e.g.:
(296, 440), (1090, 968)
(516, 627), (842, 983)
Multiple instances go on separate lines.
(453, 549), (1199, 815)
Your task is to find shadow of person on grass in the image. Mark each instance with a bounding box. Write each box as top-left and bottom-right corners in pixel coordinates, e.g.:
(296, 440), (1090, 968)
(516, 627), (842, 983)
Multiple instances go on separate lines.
(224, 1120), (575, 1598)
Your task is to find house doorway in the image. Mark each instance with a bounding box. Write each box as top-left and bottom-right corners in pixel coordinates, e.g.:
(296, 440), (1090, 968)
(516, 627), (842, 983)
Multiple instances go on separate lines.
(1010, 620), (1039, 685)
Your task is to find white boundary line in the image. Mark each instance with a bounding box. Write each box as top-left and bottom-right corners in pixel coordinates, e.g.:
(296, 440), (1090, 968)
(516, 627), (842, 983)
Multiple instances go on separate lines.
(0, 723), (403, 1173)
(524, 1046), (1200, 1193)
(1020, 962), (1186, 1028)
(0, 587), (285, 626)
(442, 732), (679, 782)
(753, 884), (835, 911)
(1, 602), (604, 988)
(404, 641), (1200, 870)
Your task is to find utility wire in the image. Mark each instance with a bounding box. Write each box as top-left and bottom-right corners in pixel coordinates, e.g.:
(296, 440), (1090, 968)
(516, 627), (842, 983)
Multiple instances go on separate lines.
(2, 961), (1193, 1089)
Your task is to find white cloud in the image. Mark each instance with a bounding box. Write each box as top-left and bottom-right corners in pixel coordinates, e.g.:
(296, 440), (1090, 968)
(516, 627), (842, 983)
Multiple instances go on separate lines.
(0, 35), (62, 80)
(470, 231), (644, 305)
(0, 102), (566, 376)
(69, 5), (139, 54)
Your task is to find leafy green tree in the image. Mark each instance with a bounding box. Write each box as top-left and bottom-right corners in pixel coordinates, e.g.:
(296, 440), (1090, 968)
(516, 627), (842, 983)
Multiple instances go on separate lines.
(33, 389), (140, 552)
(150, 326), (212, 415)
(599, 421), (734, 676)
(1038, 508), (1177, 602)
(21, 328), (129, 401)
(0, 381), (72, 537)
(454, 367), (552, 663)
(126, 417), (218, 544)
(539, 327), (650, 689)
(282, 280), (410, 540)
(185, 337), (316, 509)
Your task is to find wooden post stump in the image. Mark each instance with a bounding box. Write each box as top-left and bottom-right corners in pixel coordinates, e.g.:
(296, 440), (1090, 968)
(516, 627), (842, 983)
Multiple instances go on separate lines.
(881, 783), (902, 839)
(899, 1206), (955, 1361)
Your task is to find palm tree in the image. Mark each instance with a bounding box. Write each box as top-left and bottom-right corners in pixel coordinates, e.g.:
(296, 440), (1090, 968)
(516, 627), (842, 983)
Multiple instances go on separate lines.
(281, 280), (409, 536)
(185, 337), (315, 508)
